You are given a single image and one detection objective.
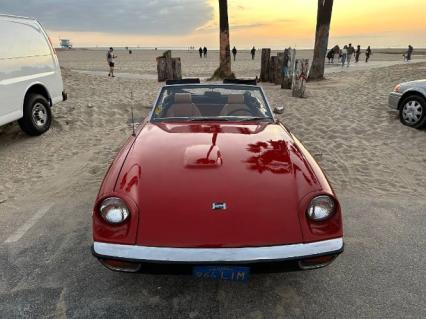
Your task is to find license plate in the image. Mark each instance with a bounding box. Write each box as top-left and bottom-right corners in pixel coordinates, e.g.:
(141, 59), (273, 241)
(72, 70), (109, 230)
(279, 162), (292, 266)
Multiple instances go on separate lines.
(193, 266), (250, 282)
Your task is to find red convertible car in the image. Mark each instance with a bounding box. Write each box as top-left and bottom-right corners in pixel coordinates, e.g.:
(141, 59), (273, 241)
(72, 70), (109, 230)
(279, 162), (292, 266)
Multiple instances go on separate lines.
(92, 79), (343, 278)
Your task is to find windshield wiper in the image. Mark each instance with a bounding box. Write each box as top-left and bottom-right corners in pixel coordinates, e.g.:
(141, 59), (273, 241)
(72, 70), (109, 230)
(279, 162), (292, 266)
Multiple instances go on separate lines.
(187, 117), (232, 122)
(234, 117), (273, 122)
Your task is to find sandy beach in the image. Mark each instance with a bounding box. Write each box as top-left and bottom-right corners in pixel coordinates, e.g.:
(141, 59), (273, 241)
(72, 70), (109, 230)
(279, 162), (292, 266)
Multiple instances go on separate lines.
(0, 49), (425, 204)
(0, 50), (425, 318)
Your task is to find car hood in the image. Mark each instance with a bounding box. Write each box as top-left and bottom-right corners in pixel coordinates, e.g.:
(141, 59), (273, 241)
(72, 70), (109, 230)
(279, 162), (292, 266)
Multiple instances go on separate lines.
(115, 122), (322, 248)
(402, 79), (426, 88)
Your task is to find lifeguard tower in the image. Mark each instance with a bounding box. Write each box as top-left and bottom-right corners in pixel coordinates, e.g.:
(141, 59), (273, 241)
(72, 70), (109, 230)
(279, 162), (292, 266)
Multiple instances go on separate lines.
(60, 39), (72, 49)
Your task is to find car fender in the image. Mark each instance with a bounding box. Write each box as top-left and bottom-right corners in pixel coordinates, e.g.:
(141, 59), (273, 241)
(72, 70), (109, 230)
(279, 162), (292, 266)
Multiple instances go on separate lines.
(289, 132), (343, 243)
(399, 87), (426, 109)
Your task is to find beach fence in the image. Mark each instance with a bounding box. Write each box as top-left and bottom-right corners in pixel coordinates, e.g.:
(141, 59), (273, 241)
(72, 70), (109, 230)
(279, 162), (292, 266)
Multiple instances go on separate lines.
(156, 50), (182, 82)
(260, 48), (308, 98)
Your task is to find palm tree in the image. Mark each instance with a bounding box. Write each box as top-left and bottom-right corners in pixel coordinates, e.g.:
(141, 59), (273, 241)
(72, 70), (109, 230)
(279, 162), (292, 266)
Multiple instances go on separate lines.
(309, 0), (334, 80)
(211, 0), (234, 80)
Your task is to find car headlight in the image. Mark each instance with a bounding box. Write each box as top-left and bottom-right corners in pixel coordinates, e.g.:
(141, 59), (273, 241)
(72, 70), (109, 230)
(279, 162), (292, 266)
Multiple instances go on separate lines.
(99, 197), (130, 224)
(394, 84), (401, 93)
(306, 196), (335, 221)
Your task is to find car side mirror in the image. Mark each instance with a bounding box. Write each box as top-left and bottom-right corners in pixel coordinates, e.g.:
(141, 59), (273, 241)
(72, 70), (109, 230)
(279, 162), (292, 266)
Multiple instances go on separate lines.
(273, 106), (285, 114)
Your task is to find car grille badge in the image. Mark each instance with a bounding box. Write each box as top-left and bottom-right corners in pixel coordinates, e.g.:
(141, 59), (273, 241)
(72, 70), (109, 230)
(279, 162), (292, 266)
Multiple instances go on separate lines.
(212, 202), (227, 211)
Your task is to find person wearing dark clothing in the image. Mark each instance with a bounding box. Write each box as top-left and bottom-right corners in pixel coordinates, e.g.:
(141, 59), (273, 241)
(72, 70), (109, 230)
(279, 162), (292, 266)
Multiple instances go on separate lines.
(199, 47), (203, 58)
(232, 46), (237, 61)
(251, 46), (256, 60)
(365, 46), (372, 62)
(405, 45), (414, 61)
(355, 45), (361, 63)
(327, 49), (334, 63)
(106, 47), (117, 77)
(203, 47), (208, 58)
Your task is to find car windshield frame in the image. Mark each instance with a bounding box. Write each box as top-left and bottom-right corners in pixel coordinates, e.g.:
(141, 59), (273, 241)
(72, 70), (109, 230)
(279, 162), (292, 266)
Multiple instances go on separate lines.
(150, 84), (274, 123)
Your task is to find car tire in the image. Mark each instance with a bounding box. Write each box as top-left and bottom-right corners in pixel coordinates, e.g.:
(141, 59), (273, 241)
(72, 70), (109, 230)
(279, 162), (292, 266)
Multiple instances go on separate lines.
(399, 95), (426, 129)
(18, 93), (52, 136)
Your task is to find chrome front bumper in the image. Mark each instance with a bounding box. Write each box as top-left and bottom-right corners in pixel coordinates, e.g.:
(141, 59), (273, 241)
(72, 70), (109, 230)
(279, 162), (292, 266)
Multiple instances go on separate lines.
(93, 238), (344, 264)
(389, 92), (402, 109)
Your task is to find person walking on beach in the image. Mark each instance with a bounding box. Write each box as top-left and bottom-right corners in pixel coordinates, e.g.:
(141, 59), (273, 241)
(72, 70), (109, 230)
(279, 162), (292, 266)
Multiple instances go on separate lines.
(355, 45), (361, 63)
(251, 46), (256, 60)
(346, 43), (355, 67)
(341, 45), (348, 67)
(232, 46), (237, 61)
(404, 45), (414, 61)
(106, 47), (116, 77)
(203, 46), (208, 58)
(365, 46), (372, 62)
(327, 49), (334, 63)
(199, 47), (203, 58)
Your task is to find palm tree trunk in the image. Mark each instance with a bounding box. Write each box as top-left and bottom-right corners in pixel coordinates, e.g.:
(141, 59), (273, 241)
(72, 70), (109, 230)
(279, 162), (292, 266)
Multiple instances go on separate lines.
(309, 0), (334, 80)
(211, 0), (234, 79)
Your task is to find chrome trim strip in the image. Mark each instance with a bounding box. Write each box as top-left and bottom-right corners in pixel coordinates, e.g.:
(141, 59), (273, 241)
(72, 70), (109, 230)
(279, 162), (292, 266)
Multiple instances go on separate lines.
(93, 238), (343, 263)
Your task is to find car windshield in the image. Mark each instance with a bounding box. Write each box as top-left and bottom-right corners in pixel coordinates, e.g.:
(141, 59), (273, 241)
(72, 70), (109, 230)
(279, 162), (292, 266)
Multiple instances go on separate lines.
(151, 84), (273, 122)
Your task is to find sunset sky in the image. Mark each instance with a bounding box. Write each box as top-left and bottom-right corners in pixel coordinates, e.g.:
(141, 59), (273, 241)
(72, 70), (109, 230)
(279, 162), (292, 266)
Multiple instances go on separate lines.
(2, 0), (426, 49)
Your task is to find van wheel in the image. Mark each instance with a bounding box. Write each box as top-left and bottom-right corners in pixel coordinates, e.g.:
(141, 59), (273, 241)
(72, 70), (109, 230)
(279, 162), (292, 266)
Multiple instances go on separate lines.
(18, 94), (52, 136)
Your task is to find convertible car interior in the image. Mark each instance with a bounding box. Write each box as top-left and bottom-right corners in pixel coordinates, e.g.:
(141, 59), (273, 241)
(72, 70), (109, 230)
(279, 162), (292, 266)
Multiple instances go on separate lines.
(154, 85), (271, 119)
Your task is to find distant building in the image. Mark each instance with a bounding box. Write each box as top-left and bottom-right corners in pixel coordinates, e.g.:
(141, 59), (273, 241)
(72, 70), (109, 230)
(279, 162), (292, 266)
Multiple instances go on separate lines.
(59, 39), (72, 49)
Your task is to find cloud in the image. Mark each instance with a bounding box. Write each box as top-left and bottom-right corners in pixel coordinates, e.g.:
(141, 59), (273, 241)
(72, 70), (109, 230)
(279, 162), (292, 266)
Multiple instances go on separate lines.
(1, 0), (213, 35)
(196, 18), (296, 32)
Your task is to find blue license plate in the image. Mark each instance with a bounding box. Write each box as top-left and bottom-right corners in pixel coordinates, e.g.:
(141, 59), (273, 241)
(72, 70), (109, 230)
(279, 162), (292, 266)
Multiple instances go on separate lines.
(193, 266), (250, 282)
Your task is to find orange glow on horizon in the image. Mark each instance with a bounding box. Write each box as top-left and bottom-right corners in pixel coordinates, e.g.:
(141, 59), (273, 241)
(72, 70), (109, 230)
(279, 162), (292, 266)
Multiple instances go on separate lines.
(48, 0), (426, 48)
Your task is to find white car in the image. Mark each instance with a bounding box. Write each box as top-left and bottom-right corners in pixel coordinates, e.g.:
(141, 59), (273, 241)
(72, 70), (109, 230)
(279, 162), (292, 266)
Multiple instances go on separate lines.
(389, 80), (426, 129)
(0, 14), (67, 136)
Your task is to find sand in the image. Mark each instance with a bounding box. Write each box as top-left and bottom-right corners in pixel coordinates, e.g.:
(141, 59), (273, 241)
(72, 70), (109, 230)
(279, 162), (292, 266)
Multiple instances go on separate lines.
(0, 49), (425, 207)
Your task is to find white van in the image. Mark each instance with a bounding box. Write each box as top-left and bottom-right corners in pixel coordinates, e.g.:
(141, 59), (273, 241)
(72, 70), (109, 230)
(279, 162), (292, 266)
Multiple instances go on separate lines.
(0, 14), (67, 136)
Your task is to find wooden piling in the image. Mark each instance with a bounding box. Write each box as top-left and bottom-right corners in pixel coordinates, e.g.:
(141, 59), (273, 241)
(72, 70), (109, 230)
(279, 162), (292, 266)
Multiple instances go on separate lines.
(269, 56), (277, 83)
(292, 59), (309, 98)
(260, 48), (271, 82)
(156, 50), (182, 82)
(172, 58), (182, 80)
(281, 48), (292, 89)
(275, 52), (284, 85)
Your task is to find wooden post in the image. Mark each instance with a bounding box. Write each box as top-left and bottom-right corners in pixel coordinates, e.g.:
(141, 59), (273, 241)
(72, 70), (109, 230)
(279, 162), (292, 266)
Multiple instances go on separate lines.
(292, 59), (309, 98)
(172, 58), (182, 80)
(156, 50), (182, 82)
(156, 56), (167, 81)
(275, 52), (284, 85)
(289, 48), (297, 85)
(281, 48), (292, 89)
(163, 50), (173, 80)
(260, 48), (271, 82)
(269, 56), (277, 83)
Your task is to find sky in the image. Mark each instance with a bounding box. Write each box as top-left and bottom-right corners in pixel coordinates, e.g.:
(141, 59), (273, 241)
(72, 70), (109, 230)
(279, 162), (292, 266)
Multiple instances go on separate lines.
(2, 0), (425, 49)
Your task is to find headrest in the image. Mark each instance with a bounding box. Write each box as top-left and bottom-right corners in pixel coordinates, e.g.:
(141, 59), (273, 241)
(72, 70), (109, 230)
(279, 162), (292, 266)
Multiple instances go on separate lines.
(174, 93), (192, 104)
(227, 94), (245, 104)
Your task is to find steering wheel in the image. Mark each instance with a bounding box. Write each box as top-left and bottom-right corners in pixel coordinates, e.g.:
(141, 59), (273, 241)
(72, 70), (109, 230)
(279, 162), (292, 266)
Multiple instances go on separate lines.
(228, 109), (256, 116)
